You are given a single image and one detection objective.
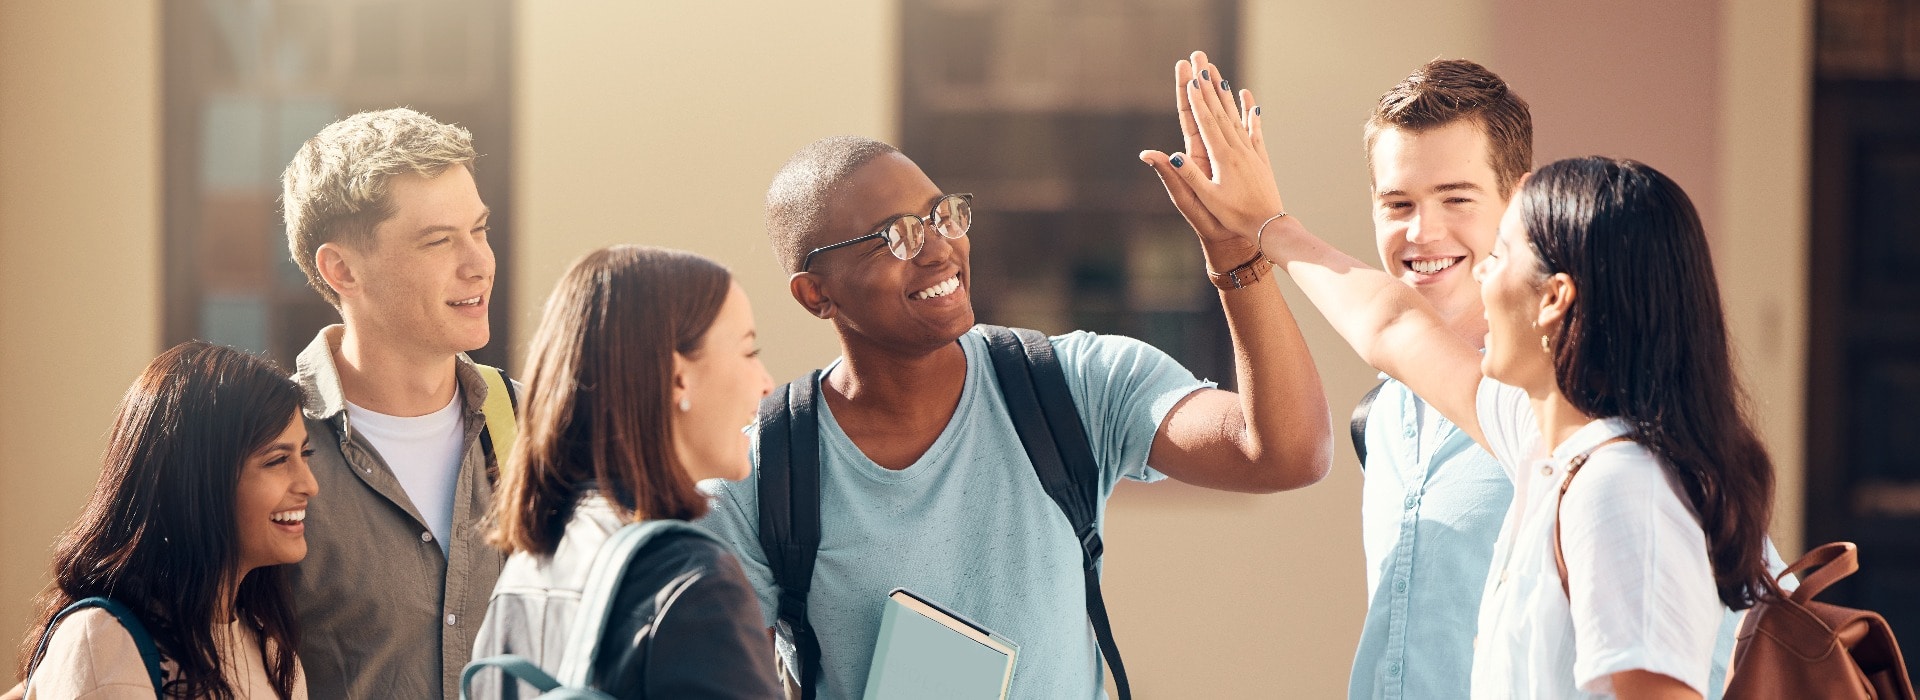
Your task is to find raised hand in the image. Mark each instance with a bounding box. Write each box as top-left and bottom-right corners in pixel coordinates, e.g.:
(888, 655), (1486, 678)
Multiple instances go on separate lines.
(1140, 51), (1289, 267)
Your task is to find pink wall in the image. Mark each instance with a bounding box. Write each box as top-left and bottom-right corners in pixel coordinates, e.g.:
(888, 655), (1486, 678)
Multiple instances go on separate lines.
(1491, 0), (1722, 235)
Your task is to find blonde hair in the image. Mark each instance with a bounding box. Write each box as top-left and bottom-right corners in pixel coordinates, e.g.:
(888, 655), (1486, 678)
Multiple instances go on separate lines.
(280, 108), (476, 305)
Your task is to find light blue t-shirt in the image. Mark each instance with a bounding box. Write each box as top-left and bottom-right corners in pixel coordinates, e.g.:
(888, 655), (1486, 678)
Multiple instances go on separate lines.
(698, 327), (1211, 699)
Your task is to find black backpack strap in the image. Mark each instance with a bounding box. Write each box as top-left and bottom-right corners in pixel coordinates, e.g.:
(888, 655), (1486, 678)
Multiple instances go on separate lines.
(757, 372), (824, 700)
(1351, 379), (1387, 468)
(980, 325), (1132, 700)
(32, 596), (166, 697)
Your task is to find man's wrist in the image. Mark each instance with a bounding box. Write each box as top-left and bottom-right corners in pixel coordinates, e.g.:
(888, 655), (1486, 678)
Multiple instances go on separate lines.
(1201, 238), (1262, 272)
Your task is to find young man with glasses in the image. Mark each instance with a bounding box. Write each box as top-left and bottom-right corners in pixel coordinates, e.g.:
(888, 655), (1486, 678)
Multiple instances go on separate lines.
(697, 135), (1333, 698)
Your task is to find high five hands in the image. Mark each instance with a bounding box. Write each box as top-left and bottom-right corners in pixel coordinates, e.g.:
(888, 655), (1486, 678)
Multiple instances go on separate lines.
(1140, 51), (1292, 270)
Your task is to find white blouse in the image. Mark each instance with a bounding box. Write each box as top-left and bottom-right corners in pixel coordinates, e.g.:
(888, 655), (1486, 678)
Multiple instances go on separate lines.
(1469, 378), (1722, 699)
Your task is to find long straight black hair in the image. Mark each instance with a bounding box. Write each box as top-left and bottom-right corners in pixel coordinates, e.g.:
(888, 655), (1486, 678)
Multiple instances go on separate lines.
(19, 342), (304, 698)
(1522, 156), (1777, 609)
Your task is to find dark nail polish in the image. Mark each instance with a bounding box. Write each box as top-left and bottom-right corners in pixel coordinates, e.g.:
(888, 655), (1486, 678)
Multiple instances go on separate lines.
(1221, 79), (1231, 92)
(1189, 79), (1197, 89)
(1171, 154), (1185, 168)
(1254, 105), (1262, 116)
(1201, 69), (1210, 80)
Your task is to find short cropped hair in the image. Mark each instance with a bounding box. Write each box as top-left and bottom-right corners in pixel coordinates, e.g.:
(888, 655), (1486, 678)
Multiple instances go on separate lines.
(765, 136), (901, 273)
(1364, 59), (1533, 198)
(281, 108), (476, 305)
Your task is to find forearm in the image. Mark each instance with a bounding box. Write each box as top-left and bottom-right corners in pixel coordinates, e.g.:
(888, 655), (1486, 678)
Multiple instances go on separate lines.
(1204, 237), (1333, 490)
(1260, 217), (1445, 377)
(1260, 216), (1488, 444)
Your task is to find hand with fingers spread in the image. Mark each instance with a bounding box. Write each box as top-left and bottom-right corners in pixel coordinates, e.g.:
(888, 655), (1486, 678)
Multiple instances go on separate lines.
(1140, 50), (1289, 269)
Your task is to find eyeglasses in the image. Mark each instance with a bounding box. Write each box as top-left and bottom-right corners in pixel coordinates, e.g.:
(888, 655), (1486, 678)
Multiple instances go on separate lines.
(800, 193), (973, 272)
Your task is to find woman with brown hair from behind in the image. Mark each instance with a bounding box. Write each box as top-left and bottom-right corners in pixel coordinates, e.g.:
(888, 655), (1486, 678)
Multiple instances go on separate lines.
(470, 245), (779, 698)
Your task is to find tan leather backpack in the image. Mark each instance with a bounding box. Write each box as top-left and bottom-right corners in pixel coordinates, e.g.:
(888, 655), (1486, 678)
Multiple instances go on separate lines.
(1553, 440), (1913, 698)
(1723, 542), (1914, 699)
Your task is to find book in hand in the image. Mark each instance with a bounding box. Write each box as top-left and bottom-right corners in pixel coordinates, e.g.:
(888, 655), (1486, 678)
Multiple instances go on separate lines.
(862, 588), (1019, 700)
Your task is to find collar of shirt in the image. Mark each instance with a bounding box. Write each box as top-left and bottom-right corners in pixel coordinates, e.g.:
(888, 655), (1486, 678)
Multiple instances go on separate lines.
(292, 324), (491, 439)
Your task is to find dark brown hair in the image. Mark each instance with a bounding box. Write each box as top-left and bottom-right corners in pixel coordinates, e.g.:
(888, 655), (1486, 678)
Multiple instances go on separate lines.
(1365, 58), (1533, 197)
(1522, 156), (1777, 609)
(487, 245), (732, 556)
(20, 342), (303, 698)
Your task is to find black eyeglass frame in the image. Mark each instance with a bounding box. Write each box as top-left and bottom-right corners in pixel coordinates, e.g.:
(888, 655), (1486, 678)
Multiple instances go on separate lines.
(800, 193), (973, 272)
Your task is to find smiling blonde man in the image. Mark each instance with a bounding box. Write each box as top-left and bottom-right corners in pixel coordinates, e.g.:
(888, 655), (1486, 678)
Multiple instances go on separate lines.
(279, 108), (508, 699)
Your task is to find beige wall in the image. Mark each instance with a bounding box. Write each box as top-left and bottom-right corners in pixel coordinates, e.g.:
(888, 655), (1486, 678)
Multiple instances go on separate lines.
(509, 0), (898, 381)
(1717, 0), (1812, 557)
(0, 0), (163, 682)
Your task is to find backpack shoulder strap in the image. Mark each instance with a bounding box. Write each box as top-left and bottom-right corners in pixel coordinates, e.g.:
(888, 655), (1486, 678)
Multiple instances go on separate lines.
(31, 596), (166, 697)
(554, 520), (724, 685)
(476, 364), (519, 483)
(979, 325), (1132, 700)
(756, 373), (825, 699)
(1553, 436), (1636, 598)
(1351, 379), (1388, 468)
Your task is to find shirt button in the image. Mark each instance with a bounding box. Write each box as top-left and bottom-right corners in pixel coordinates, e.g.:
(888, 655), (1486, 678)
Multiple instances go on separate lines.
(1540, 464), (1554, 476)
(1403, 495), (1417, 510)
(446, 614), (457, 626)
(1387, 661), (1402, 677)
(421, 531), (433, 543)
(1394, 579), (1408, 593)
(1403, 425), (1416, 438)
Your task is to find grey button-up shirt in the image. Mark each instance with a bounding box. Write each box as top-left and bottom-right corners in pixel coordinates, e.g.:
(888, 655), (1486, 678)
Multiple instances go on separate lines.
(287, 325), (506, 699)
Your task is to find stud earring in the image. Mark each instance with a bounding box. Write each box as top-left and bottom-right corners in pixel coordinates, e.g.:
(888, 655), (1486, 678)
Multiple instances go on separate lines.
(678, 397), (691, 412)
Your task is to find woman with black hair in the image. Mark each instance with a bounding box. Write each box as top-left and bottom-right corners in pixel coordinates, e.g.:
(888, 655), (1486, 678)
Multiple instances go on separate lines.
(20, 342), (315, 699)
(1144, 53), (1777, 699)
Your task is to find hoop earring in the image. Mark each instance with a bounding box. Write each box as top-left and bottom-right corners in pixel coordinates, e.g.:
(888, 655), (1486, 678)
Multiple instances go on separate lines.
(678, 397), (692, 412)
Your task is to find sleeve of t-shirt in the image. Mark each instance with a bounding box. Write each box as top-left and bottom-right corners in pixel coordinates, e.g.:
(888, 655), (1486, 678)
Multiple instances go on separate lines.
(1048, 331), (1214, 487)
(24, 608), (165, 700)
(1560, 453), (1721, 696)
(694, 436), (780, 631)
(1474, 376), (1534, 483)
(641, 543), (785, 699)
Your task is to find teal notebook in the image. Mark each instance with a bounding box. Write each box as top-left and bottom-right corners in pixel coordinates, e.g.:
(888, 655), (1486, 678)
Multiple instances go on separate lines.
(862, 588), (1019, 700)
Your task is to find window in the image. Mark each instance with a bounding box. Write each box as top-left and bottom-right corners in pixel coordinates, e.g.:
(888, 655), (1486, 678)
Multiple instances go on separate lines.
(902, 0), (1242, 387)
(163, 0), (514, 367)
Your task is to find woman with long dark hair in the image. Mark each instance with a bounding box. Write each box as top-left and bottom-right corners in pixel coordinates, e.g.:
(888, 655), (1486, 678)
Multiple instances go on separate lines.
(20, 341), (315, 699)
(1146, 54), (1776, 699)
(470, 245), (779, 697)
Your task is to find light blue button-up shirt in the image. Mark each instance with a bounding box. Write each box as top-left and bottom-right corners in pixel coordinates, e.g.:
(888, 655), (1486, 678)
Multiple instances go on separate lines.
(1350, 377), (1513, 700)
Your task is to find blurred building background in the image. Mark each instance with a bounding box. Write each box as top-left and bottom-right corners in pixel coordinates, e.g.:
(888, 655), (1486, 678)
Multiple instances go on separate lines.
(7, 0), (1914, 694)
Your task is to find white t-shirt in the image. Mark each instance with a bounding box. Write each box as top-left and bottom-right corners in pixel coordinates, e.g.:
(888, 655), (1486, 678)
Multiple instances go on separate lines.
(347, 394), (465, 557)
(1470, 378), (1722, 699)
